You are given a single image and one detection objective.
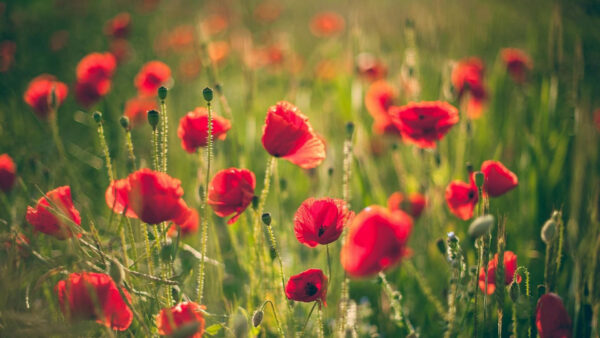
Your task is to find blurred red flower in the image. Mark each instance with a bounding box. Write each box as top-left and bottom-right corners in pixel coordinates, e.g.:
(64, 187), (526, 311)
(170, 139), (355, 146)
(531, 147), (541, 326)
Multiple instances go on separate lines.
(207, 168), (256, 224)
(177, 107), (231, 153)
(481, 160), (518, 197)
(168, 207), (199, 237)
(451, 57), (487, 119)
(341, 206), (413, 277)
(110, 39), (132, 64)
(208, 41), (230, 65)
(167, 25), (196, 52)
(445, 176), (478, 220)
(49, 30), (69, 52)
(261, 101), (326, 169)
(75, 52), (117, 107)
(356, 53), (387, 82)
(157, 302), (205, 338)
(501, 48), (532, 84)
(123, 95), (158, 128)
(201, 14), (229, 36)
(365, 80), (400, 135)
(293, 197), (354, 248)
(178, 57), (202, 81)
(0, 40), (16, 72)
(387, 192), (426, 219)
(536, 293), (572, 338)
(285, 269), (328, 305)
(135, 61), (171, 97)
(55, 272), (133, 331)
(104, 12), (131, 39)
(310, 11), (345, 37)
(0, 153), (16, 193)
(254, 0), (283, 23)
(23, 74), (68, 119)
(105, 169), (186, 224)
(26, 186), (81, 240)
(390, 101), (459, 148)
(478, 251), (521, 294)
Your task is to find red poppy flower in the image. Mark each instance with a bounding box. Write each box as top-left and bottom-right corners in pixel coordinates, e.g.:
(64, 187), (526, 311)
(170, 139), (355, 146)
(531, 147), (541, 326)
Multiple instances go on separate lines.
(26, 186), (81, 240)
(481, 160), (518, 197)
(451, 57), (487, 118)
(365, 81), (400, 135)
(341, 206), (413, 277)
(501, 48), (532, 84)
(310, 11), (345, 37)
(0, 154), (16, 193)
(157, 302), (206, 338)
(4, 232), (29, 255)
(201, 14), (229, 36)
(254, 1), (283, 23)
(104, 12), (131, 39)
(123, 95), (158, 128)
(110, 39), (132, 64)
(207, 168), (256, 224)
(478, 251), (521, 295)
(23, 74), (69, 119)
(177, 107), (232, 153)
(387, 192), (426, 219)
(55, 272), (133, 331)
(356, 53), (387, 82)
(293, 197), (354, 248)
(105, 169), (187, 224)
(168, 207), (199, 237)
(389, 101), (459, 148)
(208, 41), (230, 65)
(178, 57), (202, 81)
(261, 101), (326, 169)
(285, 269), (328, 305)
(167, 25), (196, 52)
(536, 293), (572, 338)
(75, 52), (117, 107)
(445, 176), (478, 220)
(135, 61), (171, 96)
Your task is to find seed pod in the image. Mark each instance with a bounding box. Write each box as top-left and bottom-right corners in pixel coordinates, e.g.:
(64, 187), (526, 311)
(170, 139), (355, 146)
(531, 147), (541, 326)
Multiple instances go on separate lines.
(158, 86), (168, 100)
(93, 111), (103, 124)
(262, 213), (272, 226)
(474, 171), (485, 189)
(436, 238), (446, 255)
(203, 87), (213, 102)
(252, 196), (259, 209)
(468, 215), (495, 239)
(119, 116), (130, 130)
(147, 110), (160, 130)
(345, 122), (355, 137)
(509, 281), (520, 302)
(269, 247), (277, 260)
(327, 167), (334, 177)
(252, 309), (264, 327)
(541, 218), (557, 244)
(109, 259), (124, 285)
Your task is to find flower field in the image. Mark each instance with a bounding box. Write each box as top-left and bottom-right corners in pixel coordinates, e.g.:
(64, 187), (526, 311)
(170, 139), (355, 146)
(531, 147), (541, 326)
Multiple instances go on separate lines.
(0, 0), (599, 337)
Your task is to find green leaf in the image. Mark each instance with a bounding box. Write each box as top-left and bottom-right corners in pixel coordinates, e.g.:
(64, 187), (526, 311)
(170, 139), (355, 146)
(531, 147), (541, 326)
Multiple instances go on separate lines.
(204, 323), (223, 336)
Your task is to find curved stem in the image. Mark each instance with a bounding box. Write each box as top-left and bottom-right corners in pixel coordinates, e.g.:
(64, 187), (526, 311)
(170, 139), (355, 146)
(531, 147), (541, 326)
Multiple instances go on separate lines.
(300, 301), (318, 336)
(198, 100), (213, 304)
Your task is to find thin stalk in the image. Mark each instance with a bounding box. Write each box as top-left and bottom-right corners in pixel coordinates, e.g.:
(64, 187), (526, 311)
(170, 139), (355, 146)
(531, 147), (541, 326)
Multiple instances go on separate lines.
(252, 157), (275, 282)
(317, 303), (325, 338)
(260, 300), (285, 336)
(125, 218), (138, 264)
(95, 117), (114, 181)
(160, 97), (168, 173)
(379, 272), (415, 335)
(152, 128), (160, 171)
(496, 221), (506, 338)
(404, 260), (446, 319)
(265, 222), (286, 299)
(143, 224), (154, 275)
(300, 301), (318, 336)
(326, 244), (332, 282)
(118, 215), (129, 266)
(125, 130), (137, 171)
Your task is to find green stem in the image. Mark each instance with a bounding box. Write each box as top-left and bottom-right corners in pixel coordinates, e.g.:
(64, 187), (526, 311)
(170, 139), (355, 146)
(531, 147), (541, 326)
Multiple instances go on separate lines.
(198, 100), (214, 304)
(143, 224), (154, 275)
(125, 218), (138, 264)
(253, 157), (275, 288)
(152, 128), (160, 171)
(301, 301), (318, 336)
(317, 303), (325, 338)
(261, 300), (285, 336)
(96, 119), (114, 181)
(326, 244), (332, 282)
(160, 98), (168, 173)
(125, 130), (137, 171)
(405, 260), (446, 319)
(379, 272), (414, 334)
(265, 222), (286, 299)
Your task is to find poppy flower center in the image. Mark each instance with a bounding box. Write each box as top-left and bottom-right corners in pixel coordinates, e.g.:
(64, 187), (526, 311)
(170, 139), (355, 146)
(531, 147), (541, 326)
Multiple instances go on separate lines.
(318, 226), (325, 237)
(468, 190), (475, 199)
(304, 282), (318, 296)
(418, 114), (424, 120)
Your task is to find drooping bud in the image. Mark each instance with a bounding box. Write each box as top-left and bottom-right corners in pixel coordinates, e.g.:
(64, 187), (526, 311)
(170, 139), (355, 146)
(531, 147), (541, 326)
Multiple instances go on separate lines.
(474, 171), (485, 189)
(261, 212), (272, 226)
(252, 309), (264, 327)
(158, 86), (168, 100)
(436, 238), (446, 255)
(509, 281), (520, 302)
(119, 116), (130, 130)
(109, 259), (124, 285)
(541, 218), (557, 244)
(203, 87), (213, 102)
(93, 111), (103, 124)
(252, 196), (259, 210)
(468, 215), (495, 239)
(147, 110), (160, 130)
(345, 122), (355, 138)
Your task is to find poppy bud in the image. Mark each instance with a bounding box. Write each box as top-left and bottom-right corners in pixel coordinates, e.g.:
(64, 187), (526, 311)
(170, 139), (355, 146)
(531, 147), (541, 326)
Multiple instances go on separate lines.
(215, 83), (223, 93)
(345, 122), (355, 137)
(509, 281), (520, 302)
(252, 196), (259, 209)
(436, 238), (446, 255)
(203, 87), (213, 102)
(391, 143), (398, 150)
(158, 86), (168, 100)
(466, 162), (474, 173)
(327, 167), (334, 176)
(93, 111), (103, 123)
(270, 247), (278, 259)
(252, 309), (264, 327)
(447, 231), (458, 243)
(119, 116), (130, 130)
(474, 171), (484, 188)
(147, 110), (160, 130)
(262, 212), (272, 226)
(109, 259), (124, 285)
(468, 215), (494, 239)
(541, 219), (556, 244)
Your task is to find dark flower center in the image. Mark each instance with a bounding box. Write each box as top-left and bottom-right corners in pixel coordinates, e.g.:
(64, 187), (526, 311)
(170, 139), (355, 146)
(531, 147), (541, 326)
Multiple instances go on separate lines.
(304, 282), (318, 297)
(468, 190), (475, 199)
(318, 226), (325, 237)
(418, 114), (425, 120)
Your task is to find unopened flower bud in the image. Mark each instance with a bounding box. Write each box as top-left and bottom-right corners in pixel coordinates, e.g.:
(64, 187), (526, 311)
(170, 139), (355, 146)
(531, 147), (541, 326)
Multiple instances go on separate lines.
(474, 171), (485, 189)
(109, 259), (124, 285)
(252, 196), (259, 209)
(327, 167), (334, 176)
(509, 281), (520, 302)
(468, 215), (495, 239)
(345, 122), (355, 137)
(262, 213), (272, 226)
(93, 111), (103, 124)
(541, 219), (557, 244)
(436, 238), (446, 255)
(252, 309), (264, 327)
(466, 162), (474, 173)
(119, 116), (130, 130)
(203, 87), (213, 102)
(147, 110), (160, 130)
(158, 86), (168, 100)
